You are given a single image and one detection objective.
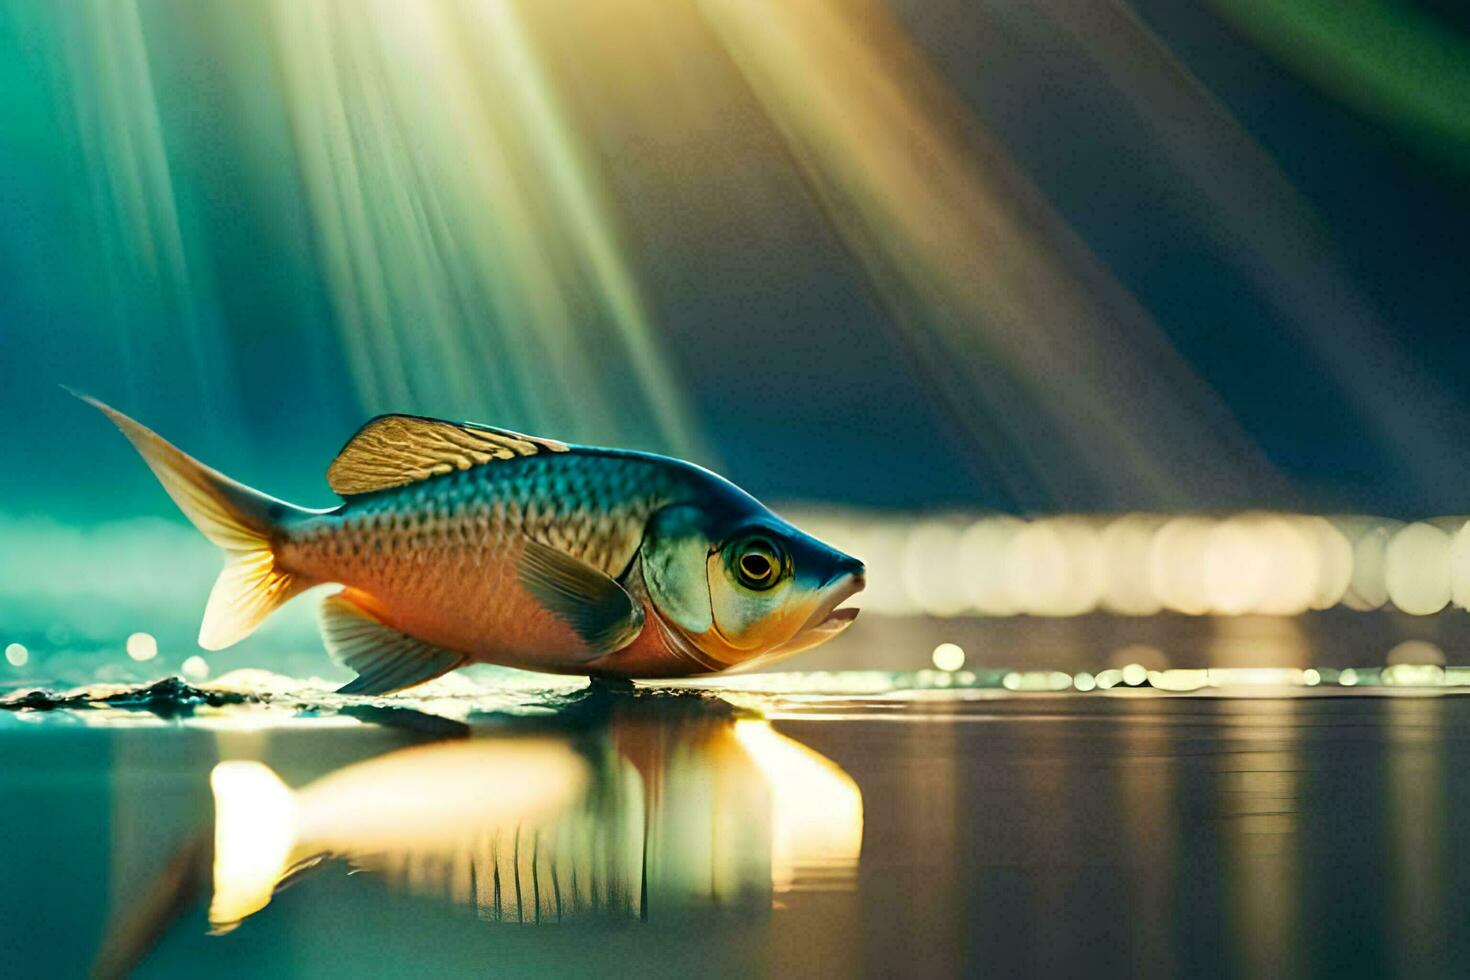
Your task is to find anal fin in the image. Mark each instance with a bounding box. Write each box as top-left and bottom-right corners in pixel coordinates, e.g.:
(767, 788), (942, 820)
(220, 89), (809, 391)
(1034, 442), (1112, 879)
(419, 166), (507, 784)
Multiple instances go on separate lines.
(320, 592), (465, 695)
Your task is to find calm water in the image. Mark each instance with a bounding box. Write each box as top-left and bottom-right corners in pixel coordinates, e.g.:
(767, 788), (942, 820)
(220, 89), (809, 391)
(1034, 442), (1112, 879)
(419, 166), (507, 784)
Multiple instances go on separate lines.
(2, 677), (1467, 978)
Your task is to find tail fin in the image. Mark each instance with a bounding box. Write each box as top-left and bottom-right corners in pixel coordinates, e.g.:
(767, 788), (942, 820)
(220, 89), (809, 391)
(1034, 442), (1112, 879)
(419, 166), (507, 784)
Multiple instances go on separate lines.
(71, 390), (319, 649)
(93, 763), (299, 972)
(209, 761), (297, 932)
(92, 829), (211, 979)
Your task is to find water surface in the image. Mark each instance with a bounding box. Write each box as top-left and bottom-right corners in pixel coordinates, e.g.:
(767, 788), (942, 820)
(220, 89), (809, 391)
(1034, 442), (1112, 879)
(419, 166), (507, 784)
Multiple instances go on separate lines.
(1, 675), (1465, 978)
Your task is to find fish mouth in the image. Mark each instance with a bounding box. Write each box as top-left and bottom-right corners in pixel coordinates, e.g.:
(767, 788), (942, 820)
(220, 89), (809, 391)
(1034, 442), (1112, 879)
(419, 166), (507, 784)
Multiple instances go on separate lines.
(802, 573), (866, 636)
(717, 575), (866, 673)
(810, 603), (860, 635)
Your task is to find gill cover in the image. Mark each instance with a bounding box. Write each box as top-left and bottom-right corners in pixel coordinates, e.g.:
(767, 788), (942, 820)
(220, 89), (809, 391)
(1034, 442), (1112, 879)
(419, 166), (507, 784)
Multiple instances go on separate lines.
(641, 505), (714, 635)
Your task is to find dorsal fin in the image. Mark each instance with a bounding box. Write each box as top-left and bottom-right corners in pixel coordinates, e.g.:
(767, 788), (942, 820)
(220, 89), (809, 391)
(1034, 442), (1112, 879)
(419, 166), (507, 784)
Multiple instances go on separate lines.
(327, 414), (568, 496)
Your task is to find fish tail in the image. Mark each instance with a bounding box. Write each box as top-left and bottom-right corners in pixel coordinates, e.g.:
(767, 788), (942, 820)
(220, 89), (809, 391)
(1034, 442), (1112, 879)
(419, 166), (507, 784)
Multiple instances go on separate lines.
(70, 389), (321, 650)
(91, 828), (212, 979)
(208, 761), (297, 932)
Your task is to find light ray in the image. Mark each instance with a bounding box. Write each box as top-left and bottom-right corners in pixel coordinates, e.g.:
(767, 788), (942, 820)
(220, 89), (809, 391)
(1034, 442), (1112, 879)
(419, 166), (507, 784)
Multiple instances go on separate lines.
(266, 0), (702, 457)
(698, 0), (1273, 510)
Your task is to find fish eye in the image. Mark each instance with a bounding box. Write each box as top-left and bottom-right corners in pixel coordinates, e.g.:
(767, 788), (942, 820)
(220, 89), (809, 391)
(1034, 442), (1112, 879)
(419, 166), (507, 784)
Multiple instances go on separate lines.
(731, 536), (784, 591)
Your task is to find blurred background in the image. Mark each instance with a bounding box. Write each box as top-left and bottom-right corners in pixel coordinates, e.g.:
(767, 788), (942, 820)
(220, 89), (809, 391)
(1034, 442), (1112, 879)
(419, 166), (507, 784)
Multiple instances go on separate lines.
(3, 0), (1470, 685)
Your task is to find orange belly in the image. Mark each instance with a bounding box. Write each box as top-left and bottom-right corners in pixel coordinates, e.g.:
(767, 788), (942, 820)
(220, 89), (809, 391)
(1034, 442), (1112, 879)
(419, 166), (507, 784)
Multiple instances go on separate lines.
(289, 531), (599, 673)
(583, 599), (723, 678)
(281, 512), (722, 678)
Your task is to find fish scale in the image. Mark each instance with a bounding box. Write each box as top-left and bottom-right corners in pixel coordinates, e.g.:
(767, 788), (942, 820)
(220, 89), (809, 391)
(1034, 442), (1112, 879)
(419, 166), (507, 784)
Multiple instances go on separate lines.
(284, 452), (676, 593)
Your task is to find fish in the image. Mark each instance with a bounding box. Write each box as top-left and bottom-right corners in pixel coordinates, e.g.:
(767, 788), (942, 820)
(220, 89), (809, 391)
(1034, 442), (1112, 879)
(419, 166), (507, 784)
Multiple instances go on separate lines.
(74, 392), (865, 692)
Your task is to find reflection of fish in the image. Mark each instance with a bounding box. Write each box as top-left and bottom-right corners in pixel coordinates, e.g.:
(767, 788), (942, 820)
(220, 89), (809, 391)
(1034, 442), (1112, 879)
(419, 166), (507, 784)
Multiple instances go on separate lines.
(89, 695), (864, 977)
(208, 738), (593, 930)
(76, 394), (865, 691)
(201, 705), (862, 933)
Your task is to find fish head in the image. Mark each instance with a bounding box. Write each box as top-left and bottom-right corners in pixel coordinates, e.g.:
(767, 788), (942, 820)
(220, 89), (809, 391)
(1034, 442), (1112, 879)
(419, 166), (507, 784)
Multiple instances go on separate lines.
(641, 502), (865, 671)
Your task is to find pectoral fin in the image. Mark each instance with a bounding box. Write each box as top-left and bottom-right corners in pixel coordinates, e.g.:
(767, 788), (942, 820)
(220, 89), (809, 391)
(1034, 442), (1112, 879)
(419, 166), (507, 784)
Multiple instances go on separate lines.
(517, 537), (644, 655)
(320, 592), (465, 695)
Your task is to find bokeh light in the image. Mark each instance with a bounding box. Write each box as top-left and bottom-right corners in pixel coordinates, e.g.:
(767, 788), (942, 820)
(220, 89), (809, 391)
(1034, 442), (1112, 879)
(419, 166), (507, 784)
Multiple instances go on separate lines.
(1386, 640), (1445, 667)
(1384, 522), (1451, 615)
(788, 509), (1470, 619)
(931, 643), (965, 672)
(126, 631), (158, 662)
(959, 516), (1026, 616)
